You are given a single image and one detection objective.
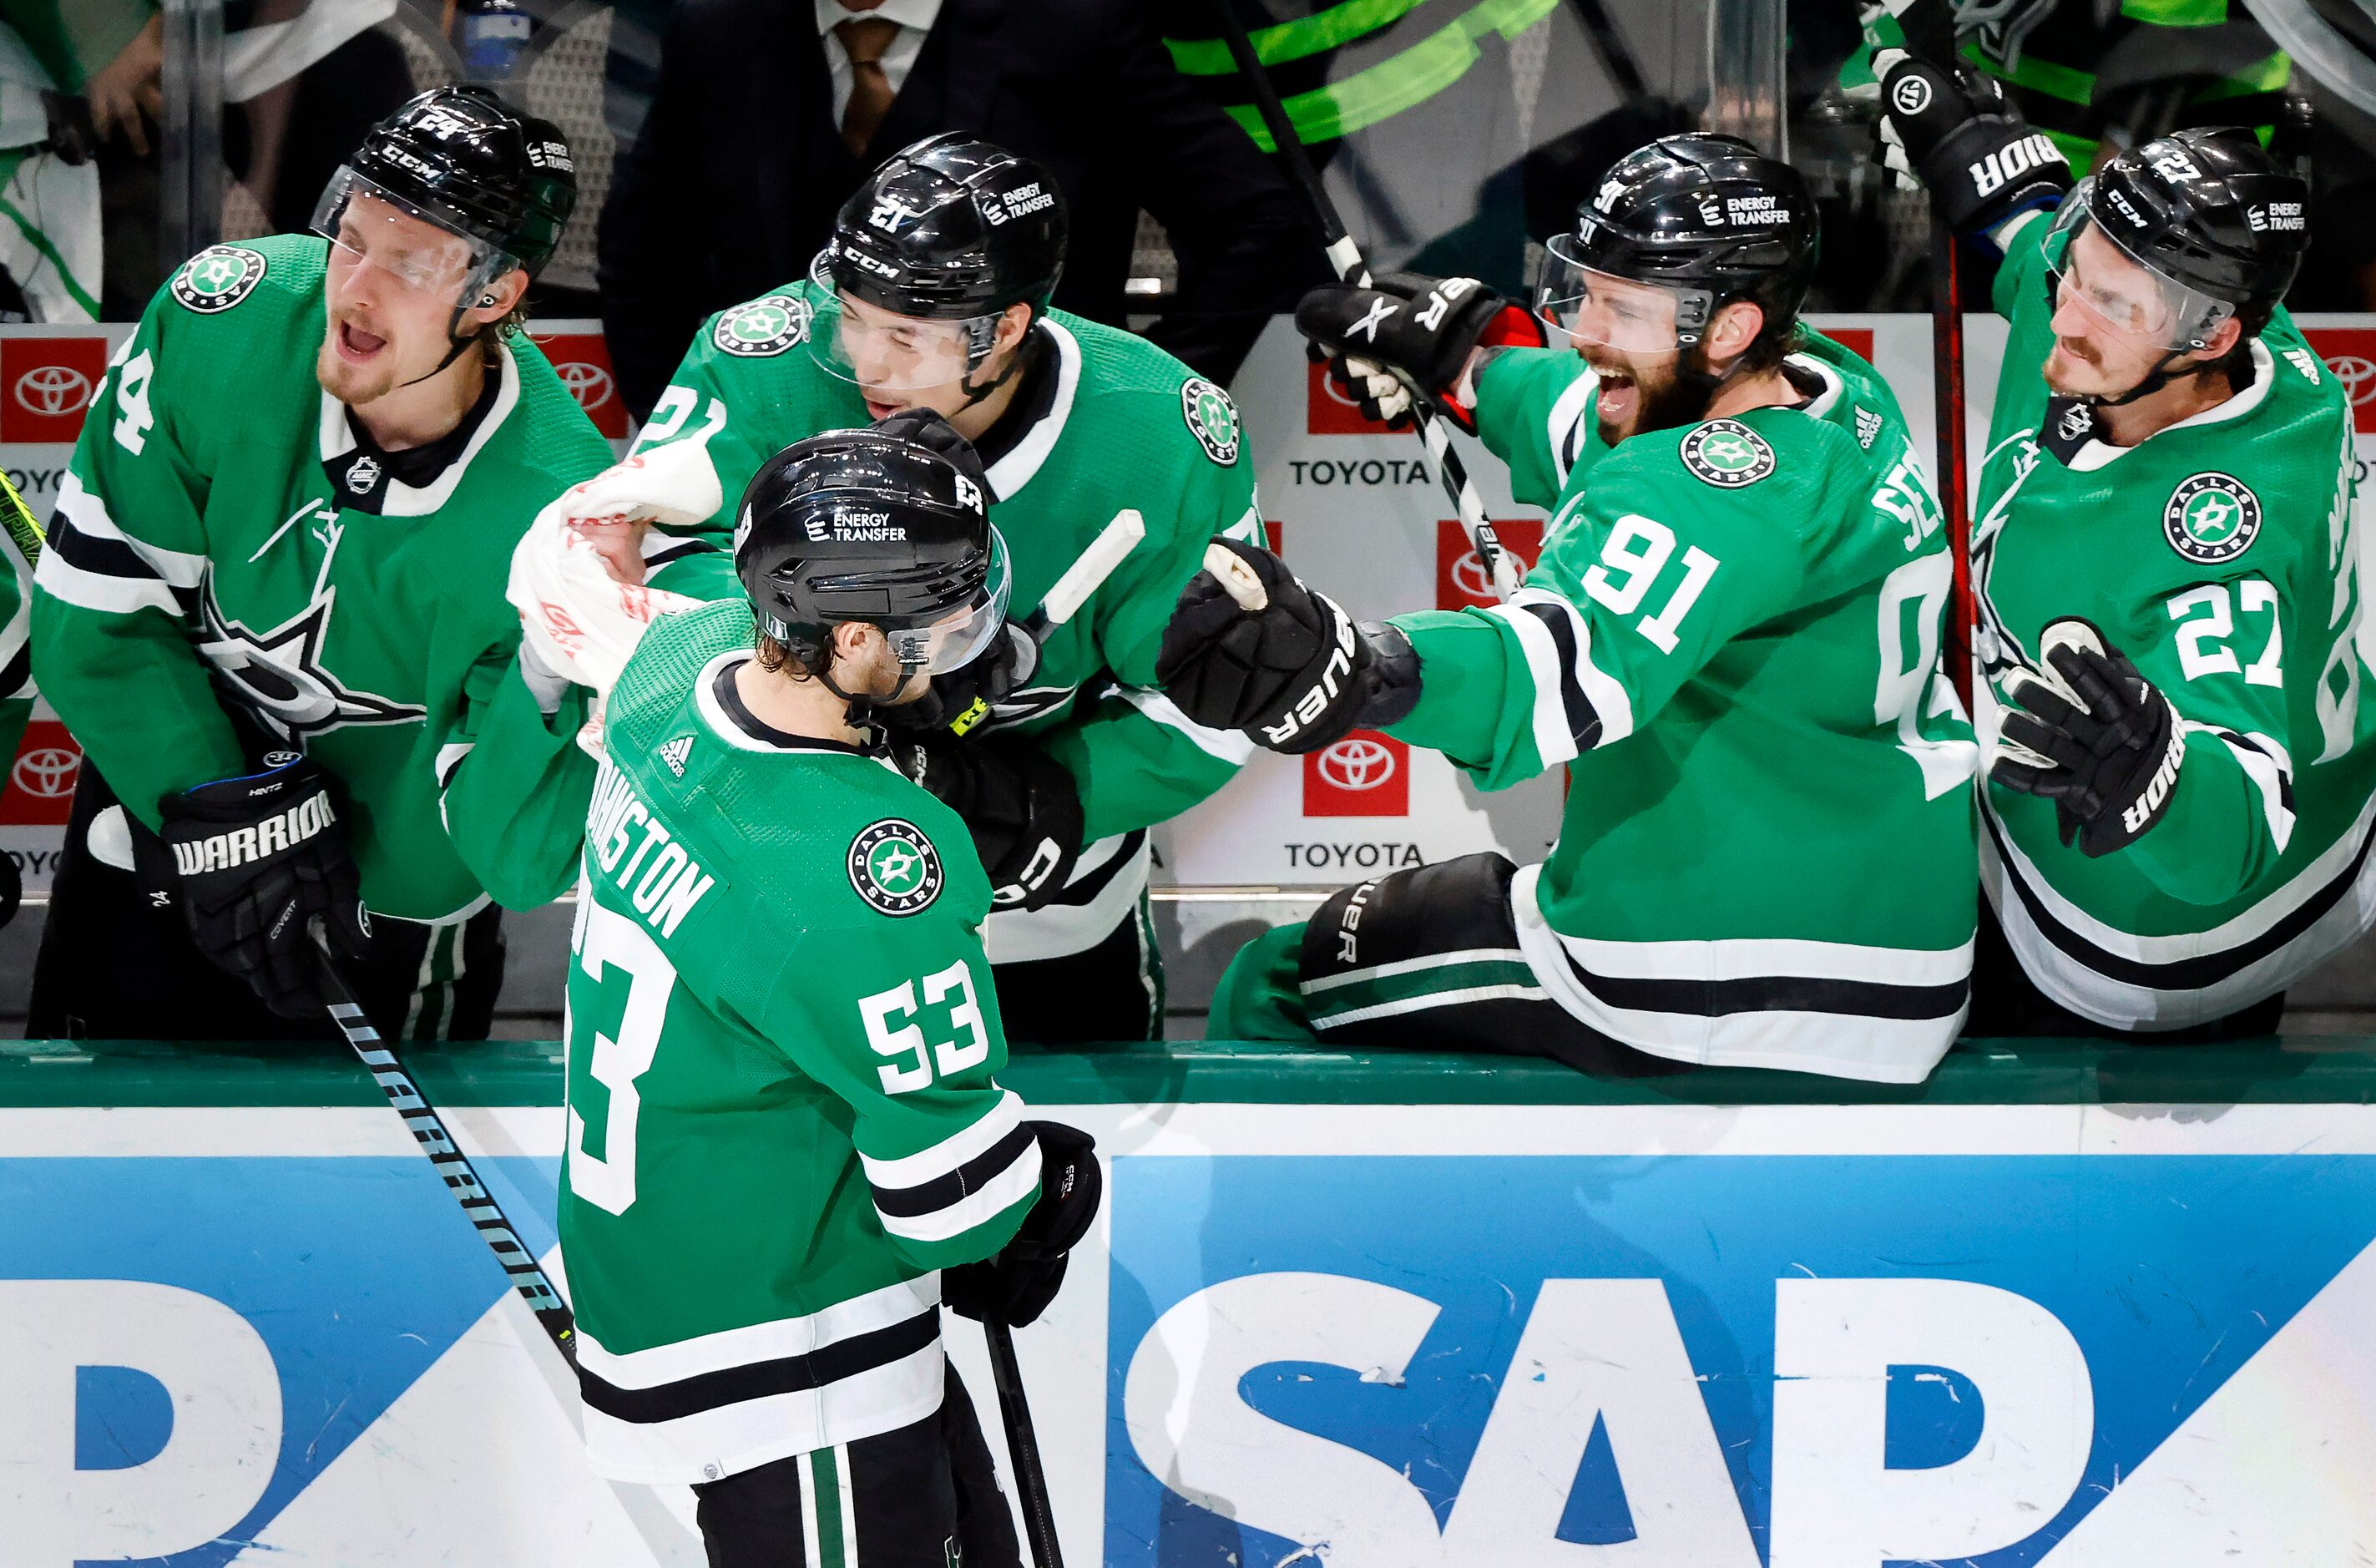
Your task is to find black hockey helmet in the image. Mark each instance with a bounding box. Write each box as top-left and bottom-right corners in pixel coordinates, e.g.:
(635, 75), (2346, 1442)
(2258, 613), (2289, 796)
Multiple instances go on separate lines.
(2050, 126), (2307, 346)
(1535, 132), (1817, 351)
(809, 134), (1065, 397)
(315, 87), (577, 288)
(735, 424), (1011, 680)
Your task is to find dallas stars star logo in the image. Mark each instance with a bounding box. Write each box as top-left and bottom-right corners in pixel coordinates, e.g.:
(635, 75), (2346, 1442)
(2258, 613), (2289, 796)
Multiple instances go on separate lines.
(847, 819), (944, 917)
(195, 578), (427, 743)
(2162, 473), (2262, 564)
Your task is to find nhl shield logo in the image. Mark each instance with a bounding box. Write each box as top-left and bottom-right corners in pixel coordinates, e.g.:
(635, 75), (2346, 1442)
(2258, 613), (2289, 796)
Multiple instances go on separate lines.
(1181, 377), (1241, 465)
(173, 245), (268, 314)
(2164, 472), (2262, 564)
(848, 819), (943, 916)
(713, 295), (811, 357)
(1680, 419), (1775, 488)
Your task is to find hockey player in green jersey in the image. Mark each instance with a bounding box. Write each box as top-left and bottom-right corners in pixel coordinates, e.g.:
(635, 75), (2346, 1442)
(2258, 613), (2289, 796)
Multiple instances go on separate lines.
(506, 134), (1261, 1042)
(1165, 134), (1979, 1083)
(1878, 35), (2376, 1033)
(25, 87), (612, 1039)
(563, 427), (1099, 1565)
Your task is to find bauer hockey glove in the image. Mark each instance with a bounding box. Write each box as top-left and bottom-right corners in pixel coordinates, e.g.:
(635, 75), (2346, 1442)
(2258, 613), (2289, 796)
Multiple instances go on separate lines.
(1295, 271), (1544, 432)
(1873, 52), (2069, 250)
(1157, 537), (1420, 754)
(147, 756), (372, 1018)
(892, 733), (1084, 911)
(943, 1121), (1101, 1328)
(1992, 620), (2186, 858)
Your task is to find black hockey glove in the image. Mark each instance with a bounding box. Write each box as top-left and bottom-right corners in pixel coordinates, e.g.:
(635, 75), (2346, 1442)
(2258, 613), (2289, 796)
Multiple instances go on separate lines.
(1295, 272), (1544, 433)
(892, 733), (1084, 911)
(0, 845), (18, 933)
(943, 1121), (1101, 1328)
(1156, 537), (1420, 754)
(144, 756), (371, 1018)
(1991, 620), (2186, 858)
(1874, 52), (2070, 249)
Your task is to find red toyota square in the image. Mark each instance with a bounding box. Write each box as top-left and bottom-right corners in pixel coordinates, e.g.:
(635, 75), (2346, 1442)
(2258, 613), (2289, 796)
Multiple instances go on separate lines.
(1263, 519), (1282, 554)
(1435, 518), (1544, 609)
(0, 336), (109, 444)
(2, 720), (80, 827)
(1827, 326), (1875, 365)
(527, 330), (630, 439)
(1307, 357), (1386, 435)
(1303, 729), (1410, 817)
(2302, 327), (2376, 432)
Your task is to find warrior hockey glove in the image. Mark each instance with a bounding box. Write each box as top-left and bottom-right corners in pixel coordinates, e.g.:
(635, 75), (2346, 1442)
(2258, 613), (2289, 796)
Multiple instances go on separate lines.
(148, 756), (371, 1019)
(943, 1121), (1100, 1328)
(1992, 620), (2186, 857)
(1295, 272), (1544, 432)
(1873, 52), (2069, 250)
(892, 734), (1084, 911)
(1156, 537), (1421, 754)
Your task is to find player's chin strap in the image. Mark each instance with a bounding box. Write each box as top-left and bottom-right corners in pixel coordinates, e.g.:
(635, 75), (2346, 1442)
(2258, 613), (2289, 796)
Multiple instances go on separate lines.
(953, 311), (1044, 412)
(393, 263), (518, 392)
(2088, 347), (2225, 409)
(818, 654), (928, 729)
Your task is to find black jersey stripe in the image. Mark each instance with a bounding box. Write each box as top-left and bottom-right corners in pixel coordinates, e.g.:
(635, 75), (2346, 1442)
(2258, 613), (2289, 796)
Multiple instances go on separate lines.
(1519, 599), (1605, 751)
(576, 1308), (939, 1424)
(643, 537), (716, 569)
(47, 509), (164, 582)
(0, 637), (28, 701)
(1556, 945), (1970, 1022)
(1037, 828), (1147, 910)
(869, 1123), (1039, 1220)
(1984, 801), (2376, 993)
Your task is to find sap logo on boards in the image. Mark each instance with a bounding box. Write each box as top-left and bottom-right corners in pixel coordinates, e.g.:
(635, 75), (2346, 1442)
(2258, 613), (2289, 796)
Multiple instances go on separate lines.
(1107, 1148), (2376, 1565)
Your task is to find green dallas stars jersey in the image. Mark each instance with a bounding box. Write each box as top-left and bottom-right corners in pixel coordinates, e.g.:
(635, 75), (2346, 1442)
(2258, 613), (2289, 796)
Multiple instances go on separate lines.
(0, 473), (39, 768)
(1972, 215), (2376, 1030)
(28, 235), (614, 922)
(611, 286), (1262, 962)
(1352, 331), (1979, 1082)
(561, 601), (1038, 1484)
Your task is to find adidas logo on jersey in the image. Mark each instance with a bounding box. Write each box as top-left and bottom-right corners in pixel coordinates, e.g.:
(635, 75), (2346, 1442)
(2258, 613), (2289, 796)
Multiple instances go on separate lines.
(1853, 407), (1883, 449)
(657, 736), (693, 776)
(2285, 346), (2323, 384)
(171, 793), (337, 877)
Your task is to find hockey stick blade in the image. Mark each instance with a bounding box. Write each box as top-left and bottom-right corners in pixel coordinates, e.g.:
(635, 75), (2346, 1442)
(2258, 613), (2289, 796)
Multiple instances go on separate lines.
(988, 1321), (1064, 1568)
(1034, 508), (1145, 631)
(310, 921), (579, 1361)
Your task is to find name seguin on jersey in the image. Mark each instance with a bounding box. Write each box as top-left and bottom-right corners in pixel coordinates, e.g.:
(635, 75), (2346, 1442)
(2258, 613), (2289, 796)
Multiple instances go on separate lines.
(171, 792), (336, 877)
(585, 760), (716, 939)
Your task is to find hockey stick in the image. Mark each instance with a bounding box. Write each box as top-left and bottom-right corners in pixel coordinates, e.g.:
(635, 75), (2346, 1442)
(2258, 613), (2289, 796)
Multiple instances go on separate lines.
(1893, 0), (1978, 706)
(1206, 0), (1524, 603)
(310, 921), (579, 1360)
(951, 508), (1147, 735)
(986, 1320), (1064, 1568)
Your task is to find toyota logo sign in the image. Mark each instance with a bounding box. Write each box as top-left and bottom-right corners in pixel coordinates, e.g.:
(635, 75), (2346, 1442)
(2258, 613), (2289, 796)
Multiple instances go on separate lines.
(556, 360), (614, 411)
(1317, 736), (1397, 792)
(1449, 549), (1495, 601)
(14, 364), (91, 418)
(2327, 354), (2376, 407)
(11, 746), (79, 799)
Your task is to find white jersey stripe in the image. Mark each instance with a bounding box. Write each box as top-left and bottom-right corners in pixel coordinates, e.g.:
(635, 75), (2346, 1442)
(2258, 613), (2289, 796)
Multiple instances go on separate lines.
(54, 472), (207, 586)
(872, 1136), (1040, 1247)
(573, 1274), (939, 1390)
(859, 1090), (1024, 1193)
(1488, 599), (1580, 768)
(1122, 687), (1255, 764)
(33, 548), (182, 616)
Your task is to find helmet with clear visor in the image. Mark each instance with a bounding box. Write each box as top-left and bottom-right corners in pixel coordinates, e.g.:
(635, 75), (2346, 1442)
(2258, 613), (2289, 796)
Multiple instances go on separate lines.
(736, 428), (1012, 680)
(1534, 132), (1817, 355)
(809, 134), (1066, 396)
(311, 86), (576, 326)
(2045, 127), (2307, 353)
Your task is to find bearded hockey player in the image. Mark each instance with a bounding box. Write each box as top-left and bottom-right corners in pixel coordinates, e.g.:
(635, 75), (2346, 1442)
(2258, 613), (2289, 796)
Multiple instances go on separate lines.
(510, 133), (1261, 1042)
(561, 429), (1099, 1566)
(1165, 134), (1979, 1083)
(1878, 40), (2376, 1034)
(25, 86), (612, 1039)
